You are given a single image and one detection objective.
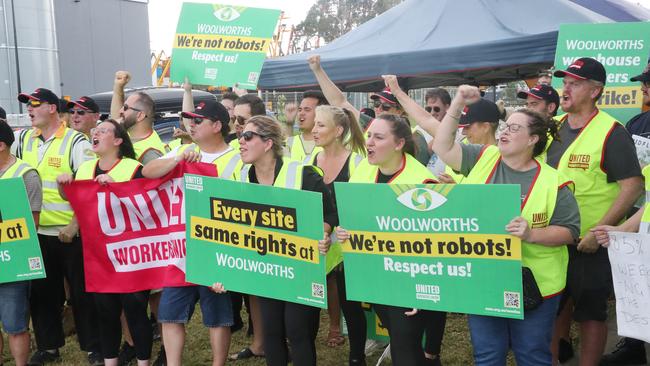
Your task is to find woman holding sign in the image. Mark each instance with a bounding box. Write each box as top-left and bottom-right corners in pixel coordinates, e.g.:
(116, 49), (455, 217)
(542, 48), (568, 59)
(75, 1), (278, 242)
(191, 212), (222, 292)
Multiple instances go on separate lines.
(57, 119), (153, 366)
(311, 105), (367, 363)
(431, 86), (580, 365)
(236, 115), (337, 366)
(336, 114), (437, 366)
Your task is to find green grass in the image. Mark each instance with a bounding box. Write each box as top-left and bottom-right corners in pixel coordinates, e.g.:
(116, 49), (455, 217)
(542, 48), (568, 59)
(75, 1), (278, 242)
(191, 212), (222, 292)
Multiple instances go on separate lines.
(0, 310), (520, 365)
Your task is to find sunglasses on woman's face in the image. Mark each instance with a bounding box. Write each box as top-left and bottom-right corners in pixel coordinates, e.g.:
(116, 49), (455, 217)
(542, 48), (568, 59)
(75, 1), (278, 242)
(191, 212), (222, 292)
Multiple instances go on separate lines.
(425, 106), (442, 113)
(241, 130), (268, 141)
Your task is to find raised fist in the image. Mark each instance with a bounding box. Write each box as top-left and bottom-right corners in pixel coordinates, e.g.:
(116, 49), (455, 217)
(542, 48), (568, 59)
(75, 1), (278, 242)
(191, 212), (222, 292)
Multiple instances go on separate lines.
(114, 71), (131, 87)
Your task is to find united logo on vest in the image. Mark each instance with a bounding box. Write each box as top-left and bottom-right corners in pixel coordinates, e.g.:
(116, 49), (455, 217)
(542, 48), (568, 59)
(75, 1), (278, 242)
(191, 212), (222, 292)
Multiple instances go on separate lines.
(567, 154), (590, 170)
(48, 156), (62, 168)
(531, 212), (549, 228)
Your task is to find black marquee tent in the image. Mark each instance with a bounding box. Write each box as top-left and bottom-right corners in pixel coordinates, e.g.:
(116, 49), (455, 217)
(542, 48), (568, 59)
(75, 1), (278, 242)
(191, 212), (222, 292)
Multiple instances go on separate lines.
(258, 0), (650, 91)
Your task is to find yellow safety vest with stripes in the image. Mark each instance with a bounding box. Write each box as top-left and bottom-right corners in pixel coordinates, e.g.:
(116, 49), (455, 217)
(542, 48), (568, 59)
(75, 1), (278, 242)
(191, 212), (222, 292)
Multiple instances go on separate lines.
(177, 143), (242, 181)
(0, 157), (36, 179)
(465, 145), (572, 297)
(544, 110), (621, 237)
(350, 153), (437, 184)
(18, 126), (86, 227)
(75, 158), (141, 182)
(133, 131), (168, 162)
(286, 135), (323, 165)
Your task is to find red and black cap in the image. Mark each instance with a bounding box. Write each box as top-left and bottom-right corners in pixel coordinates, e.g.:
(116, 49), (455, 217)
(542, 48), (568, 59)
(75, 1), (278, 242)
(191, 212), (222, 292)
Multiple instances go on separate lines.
(459, 99), (501, 126)
(517, 84), (560, 106)
(630, 63), (650, 83)
(370, 87), (399, 105)
(553, 57), (606, 85)
(67, 96), (99, 113)
(181, 97), (230, 124)
(18, 88), (60, 110)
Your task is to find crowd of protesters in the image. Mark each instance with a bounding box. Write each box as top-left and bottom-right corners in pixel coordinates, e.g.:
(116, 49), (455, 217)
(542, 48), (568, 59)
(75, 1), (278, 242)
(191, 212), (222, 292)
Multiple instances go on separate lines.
(0, 54), (649, 366)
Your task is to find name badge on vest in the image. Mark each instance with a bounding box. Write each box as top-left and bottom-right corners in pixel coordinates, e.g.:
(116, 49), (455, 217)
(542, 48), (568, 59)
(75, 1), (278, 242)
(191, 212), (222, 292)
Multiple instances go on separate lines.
(48, 156), (62, 168)
(567, 154), (590, 170)
(531, 212), (549, 228)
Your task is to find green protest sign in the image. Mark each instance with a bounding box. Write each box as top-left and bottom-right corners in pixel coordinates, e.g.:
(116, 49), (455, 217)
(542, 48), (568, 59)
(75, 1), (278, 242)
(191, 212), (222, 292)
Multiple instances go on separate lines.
(336, 183), (523, 319)
(170, 3), (281, 88)
(552, 22), (650, 123)
(0, 178), (45, 283)
(184, 175), (327, 308)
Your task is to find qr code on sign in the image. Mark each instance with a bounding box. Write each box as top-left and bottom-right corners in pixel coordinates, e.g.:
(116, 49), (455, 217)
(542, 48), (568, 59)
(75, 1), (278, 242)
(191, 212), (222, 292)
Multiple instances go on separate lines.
(248, 72), (259, 83)
(311, 283), (324, 299)
(28, 257), (42, 271)
(504, 291), (520, 309)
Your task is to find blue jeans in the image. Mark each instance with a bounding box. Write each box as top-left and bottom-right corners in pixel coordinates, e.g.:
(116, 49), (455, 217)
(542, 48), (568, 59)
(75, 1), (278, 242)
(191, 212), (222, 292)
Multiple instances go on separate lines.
(158, 285), (233, 327)
(0, 281), (30, 334)
(468, 295), (560, 366)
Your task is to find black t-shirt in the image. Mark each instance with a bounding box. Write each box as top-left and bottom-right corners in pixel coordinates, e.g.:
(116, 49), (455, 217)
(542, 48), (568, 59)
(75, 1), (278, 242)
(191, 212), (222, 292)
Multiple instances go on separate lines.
(313, 152), (352, 215)
(626, 110), (650, 138)
(546, 120), (641, 183)
(247, 159), (338, 228)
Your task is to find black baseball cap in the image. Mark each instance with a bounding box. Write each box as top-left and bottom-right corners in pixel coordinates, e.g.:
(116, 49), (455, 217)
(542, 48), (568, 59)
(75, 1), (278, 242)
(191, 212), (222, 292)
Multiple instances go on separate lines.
(181, 97), (230, 124)
(0, 119), (14, 147)
(554, 57), (607, 85)
(459, 99), (501, 126)
(630, 63), (650, 82)
(67, 96), (99, 113)
(0, 106), (6, 120)
(517, 84), (560, 106)
(370, 87), (399, 105)
(18, 88), (60, 110)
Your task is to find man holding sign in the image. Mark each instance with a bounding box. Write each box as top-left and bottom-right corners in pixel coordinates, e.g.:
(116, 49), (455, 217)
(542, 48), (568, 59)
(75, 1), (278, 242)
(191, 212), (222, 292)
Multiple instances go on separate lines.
(143, 96), (236, 366)
(0, 119), (42, 366)
(548, 58), (643, 365)
(592, 63), (650, 366)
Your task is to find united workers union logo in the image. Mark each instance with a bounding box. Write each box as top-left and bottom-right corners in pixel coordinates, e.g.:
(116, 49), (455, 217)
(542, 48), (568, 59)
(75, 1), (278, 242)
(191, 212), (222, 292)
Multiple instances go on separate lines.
(396, 188), (447, 212)
(213, 6), (241, 22)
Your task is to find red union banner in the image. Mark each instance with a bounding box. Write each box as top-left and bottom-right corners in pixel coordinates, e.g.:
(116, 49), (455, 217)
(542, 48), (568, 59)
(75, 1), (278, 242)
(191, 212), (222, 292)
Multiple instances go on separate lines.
(65, 162), (217, 293)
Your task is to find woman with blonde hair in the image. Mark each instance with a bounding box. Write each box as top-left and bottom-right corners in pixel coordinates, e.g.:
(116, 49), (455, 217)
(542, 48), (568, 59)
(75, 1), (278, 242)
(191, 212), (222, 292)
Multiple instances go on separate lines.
(311, 105), (366, 363)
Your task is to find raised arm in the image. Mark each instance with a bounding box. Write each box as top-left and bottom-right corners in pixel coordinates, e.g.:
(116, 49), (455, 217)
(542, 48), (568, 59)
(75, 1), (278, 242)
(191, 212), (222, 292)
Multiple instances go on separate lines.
(110, 71), (131, 120)
(431, 85), (481, 171)
(307, 55), (359, 120)
(182, 77), (194, 130)
(382, 75), (441, 136)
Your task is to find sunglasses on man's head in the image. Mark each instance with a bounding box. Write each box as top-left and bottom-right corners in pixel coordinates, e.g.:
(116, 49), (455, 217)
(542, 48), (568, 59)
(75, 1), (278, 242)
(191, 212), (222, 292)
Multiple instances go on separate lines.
(27, 100), (42, 108)
(241, 130), (267, 141)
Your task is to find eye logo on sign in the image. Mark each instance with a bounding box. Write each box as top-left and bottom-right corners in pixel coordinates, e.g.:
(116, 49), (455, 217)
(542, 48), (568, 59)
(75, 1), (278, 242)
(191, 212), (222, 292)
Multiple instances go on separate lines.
(396, 188), (447, 212)
(213, 7), (241, 22)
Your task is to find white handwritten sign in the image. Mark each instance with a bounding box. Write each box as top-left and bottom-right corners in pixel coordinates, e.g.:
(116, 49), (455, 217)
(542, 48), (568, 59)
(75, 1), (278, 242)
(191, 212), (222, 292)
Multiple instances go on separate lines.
(608, 231), (650, 343)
